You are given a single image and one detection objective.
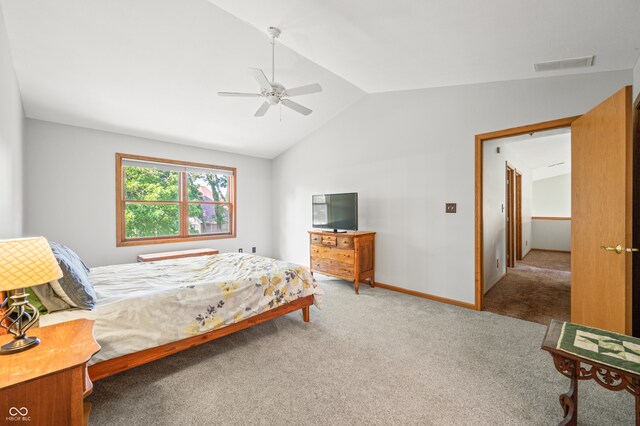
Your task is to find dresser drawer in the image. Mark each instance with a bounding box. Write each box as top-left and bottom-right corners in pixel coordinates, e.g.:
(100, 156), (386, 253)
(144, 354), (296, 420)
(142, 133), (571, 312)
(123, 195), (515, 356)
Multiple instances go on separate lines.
(321, 235), (337, 246)
(337, 236), (354, 249)
(310, 245), (355, 262)
(311, 257), (354, 279)
(310, 234), (322, 245)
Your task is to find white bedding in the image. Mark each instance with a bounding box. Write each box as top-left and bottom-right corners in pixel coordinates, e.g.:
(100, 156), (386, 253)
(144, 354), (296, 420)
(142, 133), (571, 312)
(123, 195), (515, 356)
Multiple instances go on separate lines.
(40, 253), (322, 365)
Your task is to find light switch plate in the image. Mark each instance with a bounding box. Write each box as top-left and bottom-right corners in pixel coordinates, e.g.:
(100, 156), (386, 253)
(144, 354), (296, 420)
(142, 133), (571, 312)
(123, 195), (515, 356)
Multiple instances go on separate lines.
(446, 203), (457, 213)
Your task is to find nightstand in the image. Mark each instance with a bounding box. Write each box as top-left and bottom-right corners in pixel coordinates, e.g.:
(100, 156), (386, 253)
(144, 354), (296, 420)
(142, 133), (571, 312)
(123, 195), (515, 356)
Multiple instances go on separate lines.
(0, 319), (100, 426)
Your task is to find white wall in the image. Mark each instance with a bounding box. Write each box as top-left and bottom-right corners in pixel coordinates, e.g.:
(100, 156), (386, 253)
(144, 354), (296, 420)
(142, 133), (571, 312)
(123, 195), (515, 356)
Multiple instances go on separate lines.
(0, 5), (24, 238)
(24, 119), (273, 267)
(482, 141), (533, 293)
(532, 220), (571, 252)
(531, 173), (571, 252)
(532, 173), (571, 217)
(272, 70), (631, 305)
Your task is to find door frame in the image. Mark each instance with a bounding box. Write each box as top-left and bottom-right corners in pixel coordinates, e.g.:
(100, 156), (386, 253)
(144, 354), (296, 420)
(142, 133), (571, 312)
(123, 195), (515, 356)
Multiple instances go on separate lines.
(506, 164), (516, 268)
(474, 116), (580, 310)
(515, 171), (523, 261)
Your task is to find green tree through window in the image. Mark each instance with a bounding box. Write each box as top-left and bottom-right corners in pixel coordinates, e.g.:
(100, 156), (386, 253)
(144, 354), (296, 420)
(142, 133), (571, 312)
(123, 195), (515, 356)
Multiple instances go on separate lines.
(124, 167), (180, 238)
(118, 154), (235, 245)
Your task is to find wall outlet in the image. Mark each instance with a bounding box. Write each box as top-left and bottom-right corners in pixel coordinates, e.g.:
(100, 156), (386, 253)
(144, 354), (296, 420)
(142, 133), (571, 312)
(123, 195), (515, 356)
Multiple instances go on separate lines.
(252, 247), (256, 253)
(445, 203), (457, 213)
(238, 248), (243, 253)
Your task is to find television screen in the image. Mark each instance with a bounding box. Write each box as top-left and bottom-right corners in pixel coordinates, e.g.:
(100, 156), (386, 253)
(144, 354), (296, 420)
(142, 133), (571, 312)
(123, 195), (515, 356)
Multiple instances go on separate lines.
(312, 193), (358, 231)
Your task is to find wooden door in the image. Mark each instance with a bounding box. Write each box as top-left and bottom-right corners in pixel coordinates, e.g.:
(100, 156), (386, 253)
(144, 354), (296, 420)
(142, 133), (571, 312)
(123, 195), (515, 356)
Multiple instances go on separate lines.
(633, 94), (640, 337)
(515, 172), (523, 261)
(572, 86), (633, 334)
(506, 165), (515, 268)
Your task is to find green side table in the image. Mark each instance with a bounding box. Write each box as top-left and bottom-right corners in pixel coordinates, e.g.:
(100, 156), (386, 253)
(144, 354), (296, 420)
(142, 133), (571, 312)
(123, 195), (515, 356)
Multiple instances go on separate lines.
(541, 319), (640, 425)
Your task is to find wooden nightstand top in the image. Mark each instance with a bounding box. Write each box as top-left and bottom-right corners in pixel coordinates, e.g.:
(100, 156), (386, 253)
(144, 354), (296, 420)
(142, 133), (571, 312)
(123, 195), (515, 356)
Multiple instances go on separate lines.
(0, 319), (100, 389)
(137, 248), (220, 262)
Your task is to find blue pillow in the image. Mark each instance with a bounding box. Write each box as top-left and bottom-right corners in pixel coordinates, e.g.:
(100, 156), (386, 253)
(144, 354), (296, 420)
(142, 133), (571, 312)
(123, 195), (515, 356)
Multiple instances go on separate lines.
(50, 241), (90, 273)
(48, 242), (96, 310)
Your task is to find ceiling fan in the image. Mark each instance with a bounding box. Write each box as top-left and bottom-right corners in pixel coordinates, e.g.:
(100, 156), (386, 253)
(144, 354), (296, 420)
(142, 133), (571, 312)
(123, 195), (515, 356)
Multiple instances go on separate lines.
(218, 27), (322, 117)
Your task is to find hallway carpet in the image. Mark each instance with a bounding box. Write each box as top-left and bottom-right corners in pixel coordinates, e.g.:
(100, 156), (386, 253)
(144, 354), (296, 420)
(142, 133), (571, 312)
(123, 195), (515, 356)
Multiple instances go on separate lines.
(484, 250), (570, 325)
(87, 277), (634, 425)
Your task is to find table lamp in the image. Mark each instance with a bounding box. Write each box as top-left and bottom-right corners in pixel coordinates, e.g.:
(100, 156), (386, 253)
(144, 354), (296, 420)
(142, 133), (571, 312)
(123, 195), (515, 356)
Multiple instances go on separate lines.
(0, 237), (63, 354)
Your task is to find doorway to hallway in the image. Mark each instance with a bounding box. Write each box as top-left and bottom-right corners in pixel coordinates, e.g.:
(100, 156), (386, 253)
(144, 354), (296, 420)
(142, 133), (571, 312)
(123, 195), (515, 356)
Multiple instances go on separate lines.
(482, 127), (572, 324)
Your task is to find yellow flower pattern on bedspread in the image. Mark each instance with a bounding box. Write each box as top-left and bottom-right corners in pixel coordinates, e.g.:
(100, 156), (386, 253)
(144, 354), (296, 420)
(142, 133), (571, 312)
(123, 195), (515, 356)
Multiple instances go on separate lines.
(183, 253), (320, 335)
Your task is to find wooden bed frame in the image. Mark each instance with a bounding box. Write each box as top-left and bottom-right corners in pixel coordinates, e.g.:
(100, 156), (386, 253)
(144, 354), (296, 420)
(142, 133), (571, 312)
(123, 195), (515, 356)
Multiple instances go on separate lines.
(88, 294), (314, 381)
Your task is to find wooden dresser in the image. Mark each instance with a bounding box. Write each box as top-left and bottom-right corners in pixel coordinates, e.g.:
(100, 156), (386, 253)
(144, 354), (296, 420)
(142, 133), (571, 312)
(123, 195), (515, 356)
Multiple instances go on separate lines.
(308, 230), (376, 294)
(0, 319), (100, 425)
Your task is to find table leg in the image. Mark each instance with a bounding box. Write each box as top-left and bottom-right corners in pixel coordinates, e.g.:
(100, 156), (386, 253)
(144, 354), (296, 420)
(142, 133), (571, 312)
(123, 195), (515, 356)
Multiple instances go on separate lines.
(558, 358), (578, 426)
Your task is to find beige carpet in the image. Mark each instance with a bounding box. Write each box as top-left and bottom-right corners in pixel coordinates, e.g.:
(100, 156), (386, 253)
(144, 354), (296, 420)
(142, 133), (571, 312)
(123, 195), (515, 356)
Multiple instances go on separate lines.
(86, 278), (634, 425)
(484, 250), (570, 325)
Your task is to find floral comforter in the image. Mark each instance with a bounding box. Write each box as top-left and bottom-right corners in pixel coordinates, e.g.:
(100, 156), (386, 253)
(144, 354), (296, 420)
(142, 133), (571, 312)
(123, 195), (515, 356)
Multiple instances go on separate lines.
(40, 253), (323, 365)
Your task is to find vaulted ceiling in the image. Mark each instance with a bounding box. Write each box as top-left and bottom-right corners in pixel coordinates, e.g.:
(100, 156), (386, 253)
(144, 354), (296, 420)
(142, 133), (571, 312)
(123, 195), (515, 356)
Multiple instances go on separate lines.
(0, 0), (364, 158)
(1, 0), (639, 158)
(210, 0), (640, 92)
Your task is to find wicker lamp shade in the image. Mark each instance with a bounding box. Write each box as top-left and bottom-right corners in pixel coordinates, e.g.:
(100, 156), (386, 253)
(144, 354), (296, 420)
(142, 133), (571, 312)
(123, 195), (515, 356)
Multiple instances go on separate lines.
(0, 237), (62, 291)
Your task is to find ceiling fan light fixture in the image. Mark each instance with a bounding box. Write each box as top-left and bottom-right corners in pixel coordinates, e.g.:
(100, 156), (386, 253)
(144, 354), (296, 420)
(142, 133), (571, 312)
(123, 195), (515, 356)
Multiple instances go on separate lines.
(218, 27), (322, 118)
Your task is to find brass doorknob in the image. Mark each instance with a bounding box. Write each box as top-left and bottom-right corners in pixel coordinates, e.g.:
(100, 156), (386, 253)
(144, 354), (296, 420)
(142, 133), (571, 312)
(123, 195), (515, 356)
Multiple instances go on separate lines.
(601, 245), (623, 254)
(600, 245), (639, 254)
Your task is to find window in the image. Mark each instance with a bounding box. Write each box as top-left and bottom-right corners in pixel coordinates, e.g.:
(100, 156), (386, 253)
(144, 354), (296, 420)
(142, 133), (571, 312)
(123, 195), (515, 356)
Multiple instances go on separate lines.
(116, 153), (236, 246)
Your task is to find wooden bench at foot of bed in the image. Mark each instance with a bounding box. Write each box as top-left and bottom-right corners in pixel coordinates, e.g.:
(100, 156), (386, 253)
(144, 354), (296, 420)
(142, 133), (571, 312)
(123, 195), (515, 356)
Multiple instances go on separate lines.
(88, 294), (314, 381)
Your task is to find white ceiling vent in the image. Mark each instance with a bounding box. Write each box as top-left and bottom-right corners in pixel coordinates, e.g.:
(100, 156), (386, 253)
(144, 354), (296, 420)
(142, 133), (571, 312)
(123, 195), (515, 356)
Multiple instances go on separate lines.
(548, 161), (566, 168)
(534, 55), (595, 72)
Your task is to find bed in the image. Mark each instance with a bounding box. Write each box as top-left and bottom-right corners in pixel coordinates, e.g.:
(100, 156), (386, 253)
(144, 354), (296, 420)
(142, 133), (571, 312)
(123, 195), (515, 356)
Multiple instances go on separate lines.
(39, 252), (323, 380)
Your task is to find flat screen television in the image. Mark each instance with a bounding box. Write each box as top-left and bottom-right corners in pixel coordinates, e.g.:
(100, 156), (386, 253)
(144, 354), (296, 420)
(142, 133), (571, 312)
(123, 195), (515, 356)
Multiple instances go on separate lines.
(312, 192), (358, 232)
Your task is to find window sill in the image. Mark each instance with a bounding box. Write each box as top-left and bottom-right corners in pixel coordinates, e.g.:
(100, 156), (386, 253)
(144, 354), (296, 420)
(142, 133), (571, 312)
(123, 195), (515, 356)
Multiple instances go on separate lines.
(116, 233), (236, 247)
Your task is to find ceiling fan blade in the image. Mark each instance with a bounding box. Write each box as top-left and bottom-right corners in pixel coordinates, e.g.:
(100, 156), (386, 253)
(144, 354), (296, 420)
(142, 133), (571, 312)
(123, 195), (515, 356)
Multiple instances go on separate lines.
(218, 92), (262, 97)
(283, 83), (323, 97)
(248, 68), (272, 93)
(281, 99), (312, 116)
(254, 101), (271, 117)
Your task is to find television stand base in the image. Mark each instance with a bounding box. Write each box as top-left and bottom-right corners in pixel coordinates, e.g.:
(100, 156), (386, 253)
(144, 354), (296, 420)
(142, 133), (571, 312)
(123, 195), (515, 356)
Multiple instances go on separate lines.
(329, 229), (347, 233)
